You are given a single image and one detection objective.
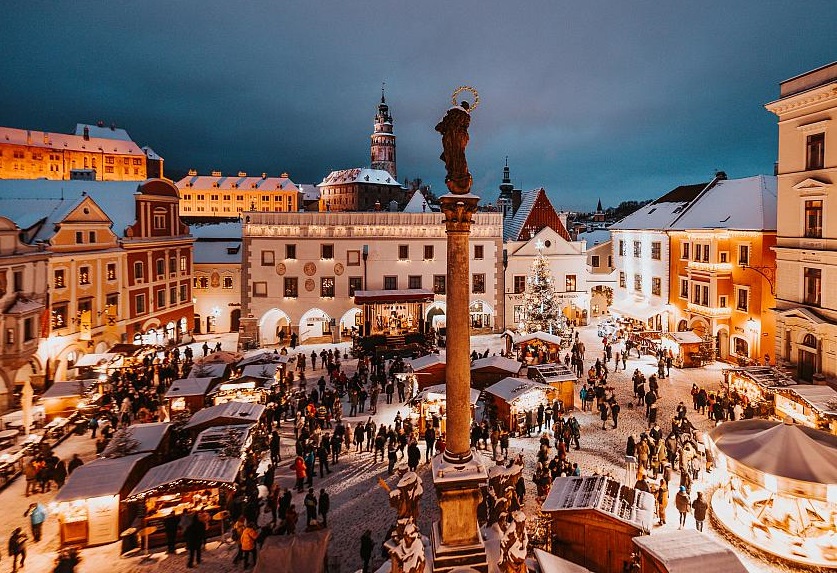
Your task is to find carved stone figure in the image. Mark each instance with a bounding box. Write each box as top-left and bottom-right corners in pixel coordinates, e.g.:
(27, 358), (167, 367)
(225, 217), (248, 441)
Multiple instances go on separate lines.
(388, 471), (424, 523)
(498, 510), (528, 573)
(435, 102), (472, 195)
(390, 522), (426, 573)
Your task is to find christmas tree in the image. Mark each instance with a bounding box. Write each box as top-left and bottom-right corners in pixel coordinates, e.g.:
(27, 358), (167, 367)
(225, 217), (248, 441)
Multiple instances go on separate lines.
(521, 244), (563, 334)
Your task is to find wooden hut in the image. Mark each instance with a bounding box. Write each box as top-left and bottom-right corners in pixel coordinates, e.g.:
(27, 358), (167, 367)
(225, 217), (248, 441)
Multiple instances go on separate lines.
(39, 379), (99, 421)
(774, 384), (837, 435)
(661, 331), (704, 368)
(405, 354), (447, 389)
(527, 363), (577, 411)
(164, 377), (216, 418)
(513, 331), (566, 364)
(412, 384), (481, 434)
(470, 356), (523, 390)
(485, 377), (557, 435)
(182, 401), (265, 436)
(101, 422), (171, 460)
(632, 531), (747, 573)
(540, 476), (654, 573)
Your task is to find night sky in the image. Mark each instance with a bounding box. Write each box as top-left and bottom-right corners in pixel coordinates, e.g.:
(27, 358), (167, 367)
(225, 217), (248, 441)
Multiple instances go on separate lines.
(1, 1), (834, 210)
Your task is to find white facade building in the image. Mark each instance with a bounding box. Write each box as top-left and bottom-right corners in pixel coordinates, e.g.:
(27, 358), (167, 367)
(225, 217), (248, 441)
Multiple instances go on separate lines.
(191, 222), (243, 335)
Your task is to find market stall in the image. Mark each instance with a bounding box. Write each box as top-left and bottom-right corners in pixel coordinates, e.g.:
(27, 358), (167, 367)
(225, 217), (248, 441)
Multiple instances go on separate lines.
(182, 401), (265, 436)
(404, 354), (446, 389)
(632, 530), (748, 573)
(164, 377), (216, 419)
(186, 361), (230, 381)
(661, 331), (705, 368)
(101, 422), (171, 459)
(723, 366), (797, 418)
(53, 453), (154, 546)
(39, 380), (100, 421)
(411, 384), (480, 435)
(124, 454), (242, 547)
(107, 344), (159, 368)
(541, 475), (655, 573)
(513, 331), (565, 364)
(209, 377), (271, 406)
(774, 385), (837, 435)
(707, 418), (837, 568)
(470, 355), (523, 390)
(190, 424), (255, 457)
(527, 363), (577, 412)
(485, 377), (557, 435)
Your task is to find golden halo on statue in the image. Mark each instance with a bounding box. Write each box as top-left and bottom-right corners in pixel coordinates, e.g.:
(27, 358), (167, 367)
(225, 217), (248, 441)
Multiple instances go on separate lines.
(451, 86), (479, 112)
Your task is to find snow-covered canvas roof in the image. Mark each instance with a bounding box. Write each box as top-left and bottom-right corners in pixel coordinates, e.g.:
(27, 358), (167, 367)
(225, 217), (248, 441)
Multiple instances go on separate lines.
(101, 422), (170, 457)
(54, 453), (151, 502)
(632, 531), (748, 573)
(470, 356), (523, 375)
(183, 401), (265, 431)
(318, 167), (402, 188)
(541, 475), (655, 531)
(668, 175), (777, 231)
(0, 125), (145, 156)
(164, 377), (216, 399)
(126, 454), (242, 500)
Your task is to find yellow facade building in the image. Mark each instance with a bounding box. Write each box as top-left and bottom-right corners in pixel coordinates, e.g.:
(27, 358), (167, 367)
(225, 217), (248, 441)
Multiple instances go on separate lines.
(176, 171), (300, 216)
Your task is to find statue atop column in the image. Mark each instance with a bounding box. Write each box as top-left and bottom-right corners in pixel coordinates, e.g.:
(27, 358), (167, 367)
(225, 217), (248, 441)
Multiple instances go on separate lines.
(435, 87), (479, 195)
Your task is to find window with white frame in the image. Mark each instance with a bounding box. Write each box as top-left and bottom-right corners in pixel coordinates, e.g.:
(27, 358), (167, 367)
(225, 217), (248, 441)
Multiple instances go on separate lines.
(735, 286), (748, 312)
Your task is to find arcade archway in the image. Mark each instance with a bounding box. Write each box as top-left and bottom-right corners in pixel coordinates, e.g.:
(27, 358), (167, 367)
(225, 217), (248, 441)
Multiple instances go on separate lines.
(299, 308), (332, 343)
(258, 308), (291, 347)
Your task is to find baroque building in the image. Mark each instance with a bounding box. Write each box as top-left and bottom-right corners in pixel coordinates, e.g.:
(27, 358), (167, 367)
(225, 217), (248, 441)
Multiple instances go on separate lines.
(176, 171), (300, 217)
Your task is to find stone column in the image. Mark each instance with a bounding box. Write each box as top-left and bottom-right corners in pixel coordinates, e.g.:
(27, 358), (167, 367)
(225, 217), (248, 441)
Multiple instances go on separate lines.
(441, 193), (479, 462)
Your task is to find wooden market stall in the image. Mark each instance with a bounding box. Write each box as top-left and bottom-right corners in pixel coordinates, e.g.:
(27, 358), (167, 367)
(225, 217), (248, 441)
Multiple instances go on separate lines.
(470, 356), (523, 390)
(774, 384), (837, 435)
(190, 424), (255, 456)
(723, 366), (797, 418)
(53, 453), (154, 547)
(101, 422), (172, 460)
(39, 379), (100, 421)
(209, 377), (271, 406)
(632, 531), (748, 573)
(513, 331), (566, 364)
(186, 361), (230, 382)
(182, 401), (265, 436)
(163, 377), (216, 419)
(412, 384), (481, 435)
(485, 377), (557, 435)
(124, 454), (242, 547)
(405, 354), (446, 389)
(661, 331), (705, 368)
(527, 363), (577, 412)
(540, 475), (655, 573)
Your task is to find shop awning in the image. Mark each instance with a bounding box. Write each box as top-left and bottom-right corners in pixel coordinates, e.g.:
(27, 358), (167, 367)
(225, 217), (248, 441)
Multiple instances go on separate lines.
(165, 377), (216, 399)
(55, 453), (151, 502)
(485, 376), (555, 404)
(609, 298), (665, 322)
(632, 531), (748, 573)
(102, 422), (171, 457)
(353, 288), (434, 304)
(125, 454), (242, 501)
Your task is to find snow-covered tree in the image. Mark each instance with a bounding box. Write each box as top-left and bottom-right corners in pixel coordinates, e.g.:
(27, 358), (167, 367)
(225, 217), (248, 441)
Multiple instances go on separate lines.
(521, 246), (563, 334)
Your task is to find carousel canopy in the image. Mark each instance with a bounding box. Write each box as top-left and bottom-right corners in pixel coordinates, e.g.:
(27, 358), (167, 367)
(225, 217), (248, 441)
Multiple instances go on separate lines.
(54, 453), (151, 502)
(183, 401), (265, 432)
(102, 422), (170, 457)
(353, 288), (434, 304)
(125, 454), (241, 501)
(405, 354), (445, 371)
(471, 356), (523, 375)
(164, 377), (216, 399)
(485, 377), (554, 405)
(632, 530), (748, 573)
(513, 331), (565, 347)
(708, 419), (837, 487)
(415, 384), (480, 406)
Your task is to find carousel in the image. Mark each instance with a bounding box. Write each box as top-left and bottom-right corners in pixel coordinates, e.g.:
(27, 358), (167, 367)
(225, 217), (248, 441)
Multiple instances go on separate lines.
(706, 418), (837, 568)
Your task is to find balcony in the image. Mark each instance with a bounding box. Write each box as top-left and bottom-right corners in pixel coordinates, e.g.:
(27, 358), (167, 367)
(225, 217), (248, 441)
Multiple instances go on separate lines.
(687, 302), (731, 318)
(687, 261), (733, 273)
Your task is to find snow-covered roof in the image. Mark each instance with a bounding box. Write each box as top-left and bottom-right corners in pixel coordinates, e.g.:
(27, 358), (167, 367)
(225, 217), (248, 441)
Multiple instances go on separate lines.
(186, 362), (229, 380)
(40, 380), (97, 399)
(485, 377), (554, 403)
(406, 354), (446, 371)
(194, 241), (241, 264)
(788, 385), (837, 417)
(415, 384), (481, 405)
(668, 175), (777, 231)
(72, 353), (120, 369)
(54, 453), (151, 502)
(141, 146), (162, 160)
(632, 531), (748, 573)
(74, 123), (134, 142)
(666, 331), (703, 344)
(101, 422), (170, 457)
(609, 182), (707, 231)
(176, 174), (300, 193)
(504, 187), (571, 242)
(0, 179), (142, 241)
(126, 454), (242, 500)
(0, 125), (145, 156)
(190, 221), (242, 239)
(513, 331), (565, 347)
(403, 190), (430, 213)
(191, 424), (254, 455)
(299, 183), (321, 201)
(164, 377), (216, 399)
(240, 363), (281, 379)
(527, 363), (577, 383)
(318, 167), (402, 188)
(470, 356), (523, 375)
(3, 297), (44, 315)
(577, 229), (610, 246)
(541, 475), (655, 531)
(533, 548), (593, 573)
(237, 351), (289, 367)
(183, 401), (265, 431)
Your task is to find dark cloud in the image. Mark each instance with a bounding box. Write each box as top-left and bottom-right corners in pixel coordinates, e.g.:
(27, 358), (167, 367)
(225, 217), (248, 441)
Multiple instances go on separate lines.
(0, 0), (833, 210)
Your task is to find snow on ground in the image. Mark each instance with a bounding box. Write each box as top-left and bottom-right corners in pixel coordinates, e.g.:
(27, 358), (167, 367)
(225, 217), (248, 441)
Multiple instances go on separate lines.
(2, 327), (801, 572)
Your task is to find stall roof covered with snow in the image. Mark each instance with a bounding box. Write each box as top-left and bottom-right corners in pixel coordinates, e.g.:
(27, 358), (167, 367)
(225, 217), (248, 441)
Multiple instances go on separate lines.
(527, 363), (577, 383)
(40, 380), (98, 399)
(101, 422), (171, 458)
(513, 331), (565, 347)
(55, 453), (152, 503)
(164, 377), (216, 399)
(191, 424), (255, 455)
(471, 356), (523, 375)
(406, 354), (446, 371)
(414, 384), (480, 406)
(186, 362), (230, 380)
(240, 363), (281, 379)
(632, 530), (748, 573)
(485, 377), (555, 406)
(125, 454), (242, 500)
(183, 401), (265, 432)
(533, 548), (593, 573)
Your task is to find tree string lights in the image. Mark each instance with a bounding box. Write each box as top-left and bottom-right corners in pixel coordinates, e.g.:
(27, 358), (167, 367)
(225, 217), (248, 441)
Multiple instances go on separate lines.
(521, 244), (563, 334)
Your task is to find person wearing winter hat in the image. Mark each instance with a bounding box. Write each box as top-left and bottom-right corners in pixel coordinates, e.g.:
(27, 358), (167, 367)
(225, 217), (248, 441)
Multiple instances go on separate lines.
(674, 485), (690, 529)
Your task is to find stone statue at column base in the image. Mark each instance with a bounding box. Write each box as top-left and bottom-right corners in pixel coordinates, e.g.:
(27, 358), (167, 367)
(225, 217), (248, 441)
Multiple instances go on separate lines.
(390, 521), (426, 573)
(498, 510), (528, 573)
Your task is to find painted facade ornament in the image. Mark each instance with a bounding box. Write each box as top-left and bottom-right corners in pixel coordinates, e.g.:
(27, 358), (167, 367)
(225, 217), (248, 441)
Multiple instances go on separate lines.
(334, 262), (344, 276)
(305, 278), (315, 292)
(276, 263), (286, 276)
(304, 262), (317, 276)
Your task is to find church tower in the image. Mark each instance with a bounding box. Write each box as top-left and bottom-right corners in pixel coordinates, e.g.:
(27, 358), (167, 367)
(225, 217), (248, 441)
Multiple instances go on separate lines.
(370, 87), (397, 179)
(497, 157), (514, 219)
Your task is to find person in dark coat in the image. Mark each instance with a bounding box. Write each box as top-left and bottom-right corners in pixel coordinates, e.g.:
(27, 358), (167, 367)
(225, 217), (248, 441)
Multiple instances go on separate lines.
(318, 488), (330, 527)
(360, 529), (374, 573)
(304, 488), (318, 525)
(184, 514), (206, 567)
(407, 440), (421, 472)
(8, 527), (26, 572)
(692, 491), (709, 531)
(164, 512), (180, 553)
(424, 426), (436, 463)
(67, 454), (84, 475)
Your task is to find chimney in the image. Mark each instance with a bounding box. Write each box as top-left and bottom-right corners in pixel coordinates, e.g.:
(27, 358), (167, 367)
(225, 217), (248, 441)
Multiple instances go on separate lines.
(511, 188), (522, 214)
(26, 130), (31, 144)
(187, 169), (197, 176)
(715, 170), (727, 181)
(97, 120), (105, 128)
(110, 122), (116, 131)
(262, 173), (267, 179)
(280, 172), (289, 178)
(83, 126), (90, 141)
(43, 132), (49, 144)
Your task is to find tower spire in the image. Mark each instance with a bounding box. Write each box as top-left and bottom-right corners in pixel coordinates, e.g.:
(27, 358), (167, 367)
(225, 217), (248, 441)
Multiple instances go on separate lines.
(371, 87), (396, 178)
(381, 82), (386, 103)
